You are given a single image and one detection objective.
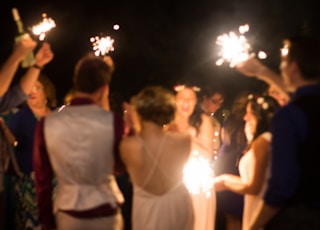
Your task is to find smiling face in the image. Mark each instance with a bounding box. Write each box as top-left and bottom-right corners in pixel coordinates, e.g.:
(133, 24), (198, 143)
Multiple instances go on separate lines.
(175, 88), (197, 119)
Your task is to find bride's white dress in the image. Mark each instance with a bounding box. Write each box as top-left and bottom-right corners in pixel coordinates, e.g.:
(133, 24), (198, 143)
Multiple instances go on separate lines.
(132, 136), (194, 230)
(239, 132), (271, 230)
(184, 137), (216, 230)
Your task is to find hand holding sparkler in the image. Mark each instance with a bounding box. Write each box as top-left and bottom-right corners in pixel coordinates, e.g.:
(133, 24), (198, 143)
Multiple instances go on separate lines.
(31, 13), (56, 41)
(33, 42), (54, 69)
(216, 24), (266, 68)
(90, 35), (115, 57)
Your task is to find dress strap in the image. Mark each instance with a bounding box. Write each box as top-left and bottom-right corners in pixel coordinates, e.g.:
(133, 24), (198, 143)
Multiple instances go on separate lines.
(138, 135), (167, 189)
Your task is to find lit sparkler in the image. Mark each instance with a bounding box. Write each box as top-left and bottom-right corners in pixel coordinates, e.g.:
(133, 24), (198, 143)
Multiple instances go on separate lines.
(281, 43), (289, 57)
(183, 150), (215, 198)
(90, 35), (115, 56)
(31, 13), (56, 41)
(216, 24), (267, 67)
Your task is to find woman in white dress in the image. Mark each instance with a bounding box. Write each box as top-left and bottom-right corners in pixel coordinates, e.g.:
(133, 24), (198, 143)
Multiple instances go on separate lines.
(214, 94), (280, 230)
(120, 86), (194, 230)
(165, 84), (216, 230)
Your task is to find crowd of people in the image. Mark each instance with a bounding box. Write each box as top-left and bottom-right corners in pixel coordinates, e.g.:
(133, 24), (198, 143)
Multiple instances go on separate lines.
(1, 19), (320, 230)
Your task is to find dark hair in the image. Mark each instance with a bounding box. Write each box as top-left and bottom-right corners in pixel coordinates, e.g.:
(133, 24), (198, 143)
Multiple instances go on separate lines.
(201, 82), (225, 100)
(38, 74), (57, 108)
(224, 91), (248, 147)
(131, 85), (176, 126)
(283, 35), (320, 80)
(244, 94), (280, 151)
(73, 53), (113, 93)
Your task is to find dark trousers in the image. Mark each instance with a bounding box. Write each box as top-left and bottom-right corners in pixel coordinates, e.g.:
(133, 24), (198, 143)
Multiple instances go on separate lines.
(266, 204), (320, 230)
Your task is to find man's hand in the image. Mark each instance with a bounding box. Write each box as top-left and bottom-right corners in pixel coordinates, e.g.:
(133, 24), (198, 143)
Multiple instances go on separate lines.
(12, 35), (37, 62)
(34, 42), (54, 67)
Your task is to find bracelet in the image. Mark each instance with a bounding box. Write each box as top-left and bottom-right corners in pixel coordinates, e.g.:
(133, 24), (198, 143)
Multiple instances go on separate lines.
(32, 64), (43, 70)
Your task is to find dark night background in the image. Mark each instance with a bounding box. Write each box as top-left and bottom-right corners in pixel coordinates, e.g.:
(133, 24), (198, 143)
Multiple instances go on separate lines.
(1, 0), (319, 108)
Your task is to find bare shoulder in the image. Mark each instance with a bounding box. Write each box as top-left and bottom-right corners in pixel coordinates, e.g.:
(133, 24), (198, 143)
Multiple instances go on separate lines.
(251, 133), (271, 157)
(166, 131), (191, 143)
(253, 132), (271, 146)
(119, 135), (142, 157)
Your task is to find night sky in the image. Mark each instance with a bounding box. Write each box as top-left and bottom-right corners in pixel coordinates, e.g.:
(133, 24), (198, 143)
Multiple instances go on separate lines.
(1, 0), (319, 107)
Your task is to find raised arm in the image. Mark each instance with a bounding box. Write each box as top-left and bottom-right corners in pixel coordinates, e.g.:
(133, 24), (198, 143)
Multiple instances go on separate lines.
(235, 57), (289, 102)
(214, 135), (270, 195)
(19, 42), (54, 95)
(0, 36), (36, 97)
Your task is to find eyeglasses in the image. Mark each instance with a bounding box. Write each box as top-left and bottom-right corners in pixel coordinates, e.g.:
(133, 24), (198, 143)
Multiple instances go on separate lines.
(32, 85), (44, 92)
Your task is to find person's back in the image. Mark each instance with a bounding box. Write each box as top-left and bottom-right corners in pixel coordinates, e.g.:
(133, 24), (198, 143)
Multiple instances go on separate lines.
(44, 104), (123, 211)
(122, 132), (190, 195)
(33, 53), (124, 230)
(120, 86), (194, 230)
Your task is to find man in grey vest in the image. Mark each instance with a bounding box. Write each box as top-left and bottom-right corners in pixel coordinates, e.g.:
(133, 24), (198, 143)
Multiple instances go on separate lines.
(33, 54), (126, 230)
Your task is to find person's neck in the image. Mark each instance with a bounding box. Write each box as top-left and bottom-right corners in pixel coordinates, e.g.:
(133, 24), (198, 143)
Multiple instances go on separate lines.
(30, 105), (50, 120)
(140, 121), (164, 138)
(171, 116), (191, 133)
(73, 92), (97, 103)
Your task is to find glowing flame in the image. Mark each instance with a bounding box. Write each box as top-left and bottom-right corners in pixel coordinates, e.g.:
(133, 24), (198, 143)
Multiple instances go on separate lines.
(216, 24), (267, 67)
(258, 51), (267, 59)
(31, 13), (56, 41)
(281, 44), (289, 57)
(90, 35), (115, 56)
(113, 24), (120, 30)
(183, 150), (214, 198)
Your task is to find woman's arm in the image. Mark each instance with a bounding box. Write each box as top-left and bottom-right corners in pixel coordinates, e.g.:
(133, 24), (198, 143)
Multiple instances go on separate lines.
(214, 135), (270, 195)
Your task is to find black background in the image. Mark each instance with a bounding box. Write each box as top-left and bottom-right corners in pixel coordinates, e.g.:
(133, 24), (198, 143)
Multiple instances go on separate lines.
(1, 0), (319, 107)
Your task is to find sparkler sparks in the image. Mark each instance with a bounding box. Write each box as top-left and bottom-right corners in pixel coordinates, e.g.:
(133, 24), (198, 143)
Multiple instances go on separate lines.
(31, 13), (56, 41)
(183, 150), (215, 198)
(216, 24), (267, 68)
(90, 35), (115, 57)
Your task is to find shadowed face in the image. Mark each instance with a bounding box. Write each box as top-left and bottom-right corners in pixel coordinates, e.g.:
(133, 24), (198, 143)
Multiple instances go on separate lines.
(202, 93), (224, 114)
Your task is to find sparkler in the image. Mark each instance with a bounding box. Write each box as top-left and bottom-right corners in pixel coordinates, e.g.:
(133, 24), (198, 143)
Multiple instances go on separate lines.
(31, 13), (56, 41)
(183, 150), (215, 198)
(90, 35), (115, 56)
(216, 24), (266, 68)
(281, 43), (289, 57)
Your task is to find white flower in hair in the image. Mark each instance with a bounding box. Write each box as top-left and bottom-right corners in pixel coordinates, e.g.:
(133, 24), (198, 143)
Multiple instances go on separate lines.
(247, 94), (254, 100)
(256, 97), (264, 104)
(192, 86), (201, 92)
(262, 102), (269, 110)
(174, 85), (186, 92)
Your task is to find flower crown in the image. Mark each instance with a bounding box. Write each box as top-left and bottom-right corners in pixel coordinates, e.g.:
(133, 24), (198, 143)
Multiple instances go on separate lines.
(173, 84), (201, 92)
(247, 94), (269, 110)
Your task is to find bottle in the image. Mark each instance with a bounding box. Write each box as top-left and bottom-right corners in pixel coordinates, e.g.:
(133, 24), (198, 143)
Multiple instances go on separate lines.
(11, 8), (35, 68)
